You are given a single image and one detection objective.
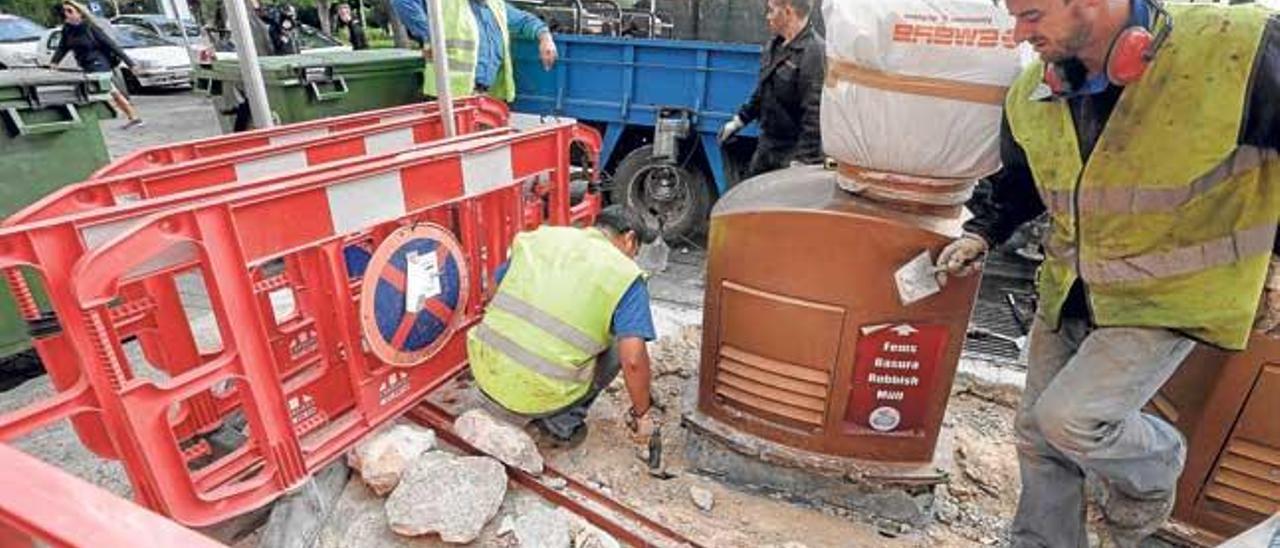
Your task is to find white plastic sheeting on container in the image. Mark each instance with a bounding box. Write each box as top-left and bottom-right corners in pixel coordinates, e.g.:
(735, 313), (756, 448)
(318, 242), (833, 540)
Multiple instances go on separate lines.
(821, 0), (1027, 206)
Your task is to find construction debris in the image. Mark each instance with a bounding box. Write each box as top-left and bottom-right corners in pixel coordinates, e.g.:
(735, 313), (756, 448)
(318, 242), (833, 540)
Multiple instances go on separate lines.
(689, 485), (715, 513)
(385, 452), (507, 543)
(571, 527), (622, 548)
(347, 424), (437, 496)
(455, 408), (546, 476)
(513, 506), (572, 548)
(257, 461), (351, 548)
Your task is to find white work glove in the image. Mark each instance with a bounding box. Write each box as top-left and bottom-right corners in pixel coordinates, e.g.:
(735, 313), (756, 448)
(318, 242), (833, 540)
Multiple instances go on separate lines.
(538, 32), (558, 70)
(1254, 254), (1280, 336)
(717, 115), (745, 145)
(935, 233), (989, 286)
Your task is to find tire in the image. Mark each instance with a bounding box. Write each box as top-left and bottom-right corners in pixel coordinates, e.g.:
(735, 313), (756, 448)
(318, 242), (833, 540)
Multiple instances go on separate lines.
(609, 145), (712, 242)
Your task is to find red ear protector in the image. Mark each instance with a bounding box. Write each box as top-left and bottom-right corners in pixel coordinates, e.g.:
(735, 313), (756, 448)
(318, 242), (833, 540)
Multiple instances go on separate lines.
(1043, 0), (1173, 95)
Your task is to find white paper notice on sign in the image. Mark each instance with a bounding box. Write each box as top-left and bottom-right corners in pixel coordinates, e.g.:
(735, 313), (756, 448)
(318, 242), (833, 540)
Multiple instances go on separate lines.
(405, 251), (442, 312)
(894, 250), (942, 306)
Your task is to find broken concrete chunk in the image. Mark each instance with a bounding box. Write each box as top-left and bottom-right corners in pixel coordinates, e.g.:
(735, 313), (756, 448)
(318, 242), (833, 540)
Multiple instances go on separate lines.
(347, 424), (436, 496)
(497, 515), (516, 537)
(514, 506), (571, 548)
(689, 485), (715, 513)
(455, 409), (545, 475)
(385, 452), (507, 543)
(572, 529), (621, 548)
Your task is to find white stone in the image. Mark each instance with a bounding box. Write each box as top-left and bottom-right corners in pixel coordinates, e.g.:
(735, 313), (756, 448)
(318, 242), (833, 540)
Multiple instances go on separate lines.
(385, 453), (507, 543)
(346, 424), (436, 496)
(689, 485), (715, 513)
(514, 506), (571, 548)
(497, 515), (516, 537)
(572, 529), (621, 548)
(454, 409), (545, 475)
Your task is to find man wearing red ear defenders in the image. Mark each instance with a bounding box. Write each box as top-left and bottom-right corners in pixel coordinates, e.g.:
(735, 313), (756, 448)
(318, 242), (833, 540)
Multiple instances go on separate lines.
(934, 0), (1280, 546)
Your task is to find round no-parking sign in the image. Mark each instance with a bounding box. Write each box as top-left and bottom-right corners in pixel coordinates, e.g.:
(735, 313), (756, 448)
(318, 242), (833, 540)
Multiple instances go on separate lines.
(358, 224), (469, 367)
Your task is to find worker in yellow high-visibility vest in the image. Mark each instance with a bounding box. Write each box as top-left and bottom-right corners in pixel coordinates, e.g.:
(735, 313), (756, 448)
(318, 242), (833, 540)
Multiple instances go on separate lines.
(468, 206), (661, 448)
(390, 0), (558, 102)
(936, 0), (1280, 545)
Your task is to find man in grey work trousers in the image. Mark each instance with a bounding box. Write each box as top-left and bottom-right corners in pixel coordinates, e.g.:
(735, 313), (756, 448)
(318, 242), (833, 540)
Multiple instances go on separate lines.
(936, 0), (1280, 546)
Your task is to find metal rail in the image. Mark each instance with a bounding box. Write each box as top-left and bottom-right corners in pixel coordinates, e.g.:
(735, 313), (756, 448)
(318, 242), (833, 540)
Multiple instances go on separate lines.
(408, 402), (703, 548)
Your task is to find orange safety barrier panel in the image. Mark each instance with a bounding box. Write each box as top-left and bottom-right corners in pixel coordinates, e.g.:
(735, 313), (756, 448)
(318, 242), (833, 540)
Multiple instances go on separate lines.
(92, 97), (508, 178)
(0, 119), (602, 526)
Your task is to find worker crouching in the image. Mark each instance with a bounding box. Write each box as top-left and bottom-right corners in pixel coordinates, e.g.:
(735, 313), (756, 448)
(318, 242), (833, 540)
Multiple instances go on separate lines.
(468, 206), (660, 448)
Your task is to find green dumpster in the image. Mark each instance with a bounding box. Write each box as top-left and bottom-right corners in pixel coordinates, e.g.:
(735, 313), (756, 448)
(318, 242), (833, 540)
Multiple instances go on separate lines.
(0, 69), (117, 360)
(194, 48), (425, 133)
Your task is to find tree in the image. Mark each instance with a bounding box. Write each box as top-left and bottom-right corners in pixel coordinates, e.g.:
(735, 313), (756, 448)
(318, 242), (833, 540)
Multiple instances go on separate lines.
(0, 0), (59, 25)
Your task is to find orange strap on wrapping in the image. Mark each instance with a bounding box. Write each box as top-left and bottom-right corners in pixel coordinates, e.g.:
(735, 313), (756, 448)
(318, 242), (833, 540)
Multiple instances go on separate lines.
(837, 163), (975, 194)
(825, 57), (1009, 106)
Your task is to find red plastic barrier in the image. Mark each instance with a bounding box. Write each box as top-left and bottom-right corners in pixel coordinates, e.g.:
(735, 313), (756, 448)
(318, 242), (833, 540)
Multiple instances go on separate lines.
(0, 444), (224, 548)
(0, 124), (519, 464)
(92, 96), (509, 178)
(0, 120), (603, 526)
(9, 99), (507, 227)
(1, 103), (509, 463)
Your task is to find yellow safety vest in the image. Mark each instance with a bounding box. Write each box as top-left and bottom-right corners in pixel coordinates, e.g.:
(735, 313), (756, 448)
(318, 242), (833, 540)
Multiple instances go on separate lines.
(423, 0), (517, 102)
(1005, 4), (1280, 350)
(468, 227), (642, 415)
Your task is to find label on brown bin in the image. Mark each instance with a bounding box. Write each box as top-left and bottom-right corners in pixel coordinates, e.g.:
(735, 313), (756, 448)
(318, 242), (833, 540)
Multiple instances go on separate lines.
(845, 323), (949, 436)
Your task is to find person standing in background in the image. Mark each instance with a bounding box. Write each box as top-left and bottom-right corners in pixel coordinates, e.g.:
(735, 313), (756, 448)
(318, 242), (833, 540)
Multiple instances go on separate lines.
(48, 0), (144, 129)
(333, 2), (368, 50)
(718, 0), (824, 177)
(389, 0), (557, 102)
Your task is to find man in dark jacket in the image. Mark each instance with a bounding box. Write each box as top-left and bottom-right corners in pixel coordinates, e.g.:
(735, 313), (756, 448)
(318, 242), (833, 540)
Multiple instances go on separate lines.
(718, 0), (825, 177)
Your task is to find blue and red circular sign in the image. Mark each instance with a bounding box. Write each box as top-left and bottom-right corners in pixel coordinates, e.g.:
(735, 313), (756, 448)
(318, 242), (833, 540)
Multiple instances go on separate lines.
(359, 224), (469, 367)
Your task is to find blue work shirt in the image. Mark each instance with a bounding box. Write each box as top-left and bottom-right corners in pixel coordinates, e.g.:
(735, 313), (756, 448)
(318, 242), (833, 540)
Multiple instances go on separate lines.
(390, 0), (548, 88)
(495, 261), (657, 342)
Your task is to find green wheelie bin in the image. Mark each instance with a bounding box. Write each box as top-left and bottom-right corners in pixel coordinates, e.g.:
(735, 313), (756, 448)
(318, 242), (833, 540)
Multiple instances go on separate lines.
(0, 68), (117, 363)
(194, 48), (425, 133)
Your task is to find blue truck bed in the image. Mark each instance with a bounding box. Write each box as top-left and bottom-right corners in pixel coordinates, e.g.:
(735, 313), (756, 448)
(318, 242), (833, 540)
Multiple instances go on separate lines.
(512, 34), (762, 195)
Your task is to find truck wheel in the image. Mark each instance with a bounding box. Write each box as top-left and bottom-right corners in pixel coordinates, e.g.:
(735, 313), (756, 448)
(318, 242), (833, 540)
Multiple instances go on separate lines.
(609, 145), (711, 242)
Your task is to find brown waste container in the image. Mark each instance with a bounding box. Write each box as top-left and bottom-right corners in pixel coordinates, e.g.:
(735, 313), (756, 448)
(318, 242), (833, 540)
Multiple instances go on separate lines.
(1150, 332), (1280, 544)
(697, 166), (981, 463)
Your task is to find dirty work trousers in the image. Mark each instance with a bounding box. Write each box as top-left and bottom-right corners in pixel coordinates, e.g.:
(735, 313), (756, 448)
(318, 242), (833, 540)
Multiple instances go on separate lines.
(477, 345), (622, 440)
(531, 344), (623, 440)
(1010, 317), (1196, 547)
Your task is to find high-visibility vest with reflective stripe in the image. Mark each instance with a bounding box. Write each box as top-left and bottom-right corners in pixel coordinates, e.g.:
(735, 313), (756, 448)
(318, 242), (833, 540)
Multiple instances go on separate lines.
(423, 0), (516, 102)
(468, 227), (642, 414)
(1005, 4), (1280, 350)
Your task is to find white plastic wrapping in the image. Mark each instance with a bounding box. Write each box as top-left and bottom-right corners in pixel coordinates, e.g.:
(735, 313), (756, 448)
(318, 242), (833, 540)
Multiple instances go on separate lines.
(821, 0), (1027, 199)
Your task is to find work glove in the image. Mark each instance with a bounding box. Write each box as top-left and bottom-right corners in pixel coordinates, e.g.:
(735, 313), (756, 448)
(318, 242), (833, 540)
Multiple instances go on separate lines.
(717, 115), (745, 145)
(624, 405), (659, 446)
(538, 32), (558, 70)
(1254, 254), (1280, 336)
(935, 233), (989, 286)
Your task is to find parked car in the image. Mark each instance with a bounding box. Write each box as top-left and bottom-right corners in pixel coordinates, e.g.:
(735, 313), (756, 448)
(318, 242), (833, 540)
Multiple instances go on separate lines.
(111, 14), (202, 42)
(37, 24), (193, 91)
(197, 23), (349, 66)
(0, 13), (47, 69)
